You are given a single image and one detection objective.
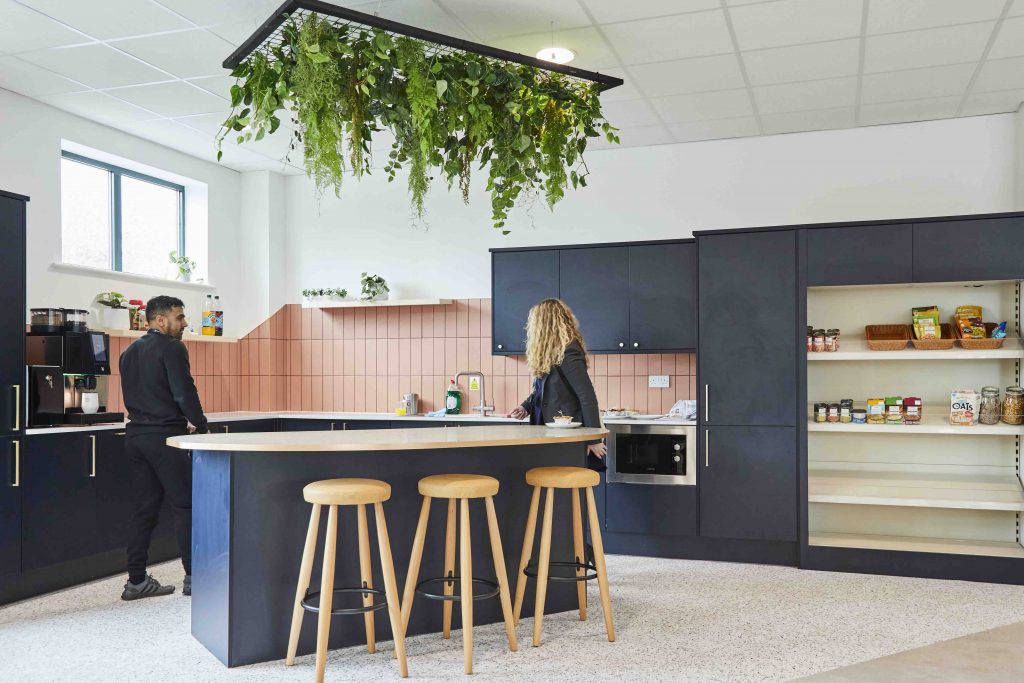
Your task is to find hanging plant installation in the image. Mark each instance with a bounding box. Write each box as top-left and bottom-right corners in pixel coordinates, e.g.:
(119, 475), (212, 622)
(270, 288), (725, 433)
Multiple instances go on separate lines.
(217, 1), (622, 233)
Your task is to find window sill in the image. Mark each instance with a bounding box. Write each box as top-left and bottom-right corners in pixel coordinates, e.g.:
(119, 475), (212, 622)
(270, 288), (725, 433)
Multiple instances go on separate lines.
(49, 262), (215, 291)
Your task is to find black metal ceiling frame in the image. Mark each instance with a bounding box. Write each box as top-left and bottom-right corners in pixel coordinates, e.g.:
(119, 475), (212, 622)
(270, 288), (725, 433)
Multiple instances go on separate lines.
(223, 0), (624, 91)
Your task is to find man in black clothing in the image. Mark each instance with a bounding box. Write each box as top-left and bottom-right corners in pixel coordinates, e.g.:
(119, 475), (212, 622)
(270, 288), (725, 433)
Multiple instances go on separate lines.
(119, 296), (208, 600)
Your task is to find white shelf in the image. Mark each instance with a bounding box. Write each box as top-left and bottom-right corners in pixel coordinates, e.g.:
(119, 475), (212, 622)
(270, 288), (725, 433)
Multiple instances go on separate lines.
(808, 338), (1024, 360)
(808, 469), (1024, 511)
(808, 411), (1024, 435)
(809, 532), (1024, 559)
(104, 329), (238, 343)
(300, 298), (452, 309)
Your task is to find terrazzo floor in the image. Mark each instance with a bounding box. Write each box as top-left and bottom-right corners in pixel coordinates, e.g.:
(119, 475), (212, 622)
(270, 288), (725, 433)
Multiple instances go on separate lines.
(2, 555), (1024, 682)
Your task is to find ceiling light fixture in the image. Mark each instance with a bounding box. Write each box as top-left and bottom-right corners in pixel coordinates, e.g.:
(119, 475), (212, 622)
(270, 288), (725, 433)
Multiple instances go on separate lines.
(535, 46), (575, 65)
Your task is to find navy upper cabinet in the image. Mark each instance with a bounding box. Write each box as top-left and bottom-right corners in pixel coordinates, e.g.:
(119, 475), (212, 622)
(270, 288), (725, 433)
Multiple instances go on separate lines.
(807, 224), (912, 286)
(912, 217), (1024, 282)
(559, 247), (630, 352)
(698, 230), (797, 426)
(0, 194), (26, 437)
(628, 243), (696, 351)
(491, 249), (560, 354)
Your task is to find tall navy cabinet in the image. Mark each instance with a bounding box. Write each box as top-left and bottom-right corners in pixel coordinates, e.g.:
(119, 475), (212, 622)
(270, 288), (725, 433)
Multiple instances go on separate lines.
(0, 191), (26, 579)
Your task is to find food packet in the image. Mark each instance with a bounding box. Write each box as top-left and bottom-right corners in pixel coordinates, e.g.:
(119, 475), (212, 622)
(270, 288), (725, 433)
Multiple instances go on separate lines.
(991, 321), (1007, 339)
(953, 305), (985, 338)
(912, 305), (940, 339)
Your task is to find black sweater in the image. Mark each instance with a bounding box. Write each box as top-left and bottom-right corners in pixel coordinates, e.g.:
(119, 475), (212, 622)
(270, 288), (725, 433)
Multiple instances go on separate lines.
(120, 330), (208, 434)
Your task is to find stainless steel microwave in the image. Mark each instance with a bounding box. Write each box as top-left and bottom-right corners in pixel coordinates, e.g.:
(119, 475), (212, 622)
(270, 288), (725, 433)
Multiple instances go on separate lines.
(606, 423), (697, 486)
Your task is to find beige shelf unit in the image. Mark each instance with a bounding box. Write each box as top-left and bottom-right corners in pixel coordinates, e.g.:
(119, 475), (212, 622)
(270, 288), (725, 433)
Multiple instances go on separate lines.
(806, 280), (1023, 558)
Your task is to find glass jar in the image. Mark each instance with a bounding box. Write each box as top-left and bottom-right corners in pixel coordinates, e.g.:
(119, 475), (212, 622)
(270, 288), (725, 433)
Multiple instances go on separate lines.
(1002, 387), (1024, 425)
(839, 399), (854, 423)
(813, 403), (827, 423)
(806, 326), (814, 353)
(827, 403), (840, 423)
(851, 409), (867, 424)
(813, 329), (826, 353)
(979, 386), (1001, 425)
(824, 330), (836, 352)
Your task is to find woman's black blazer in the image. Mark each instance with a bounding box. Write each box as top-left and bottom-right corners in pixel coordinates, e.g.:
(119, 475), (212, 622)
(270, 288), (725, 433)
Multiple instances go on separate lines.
(520, 341), (602, 431)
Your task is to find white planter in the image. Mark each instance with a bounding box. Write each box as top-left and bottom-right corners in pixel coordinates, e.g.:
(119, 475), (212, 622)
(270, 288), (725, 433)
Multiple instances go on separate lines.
(304, 296), (347, 306)
(101, 307), (130, 330)
(362, 291), (389, 302)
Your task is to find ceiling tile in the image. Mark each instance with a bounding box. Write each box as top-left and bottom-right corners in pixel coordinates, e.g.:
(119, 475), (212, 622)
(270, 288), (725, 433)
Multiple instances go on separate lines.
(861, 63), (975, 104)
(859, 95), (961, 126)
(988, 16), (1024, 59)
(597, 68), (644, 102)
(18, 43), (172, 88)
(153, 0), (281, 27)
(39, 91), (156, 126)
(118, 118), (235, 162)
(0, 55), (89, 96)
(864, 22), (994, 72)
(186, 75), (237, 100)
(349, 0), (471, 36)
(1013, 0), (1024, 16)
(742, 39), (860, 86)
(650, 88), (753, 124)
(589, 123), (673, 150)
(174, 112), (229, 137)
(972, 56), (1024, 92)
(960, 89), (1024, 116)
(207, 21), (262, 47)
(112, 29), (235, 79)
(106, 81), (229, 117)
(628, 54), (745, 98)
(761, 107), (855, 134)
(753, 77), (857, 115)
(18, 0), (191, 40)
(598, 98), (661, 128)
(601, 10), (733, 64)
(434, 0), (590, 40)
(668, 116), (759, 142)
(490, 26), (619, 71)
(0, 0), (87, 53)
(867, 0), (1005, 34)
(583, 0), (719, 25)
(728, 0), (864, 51)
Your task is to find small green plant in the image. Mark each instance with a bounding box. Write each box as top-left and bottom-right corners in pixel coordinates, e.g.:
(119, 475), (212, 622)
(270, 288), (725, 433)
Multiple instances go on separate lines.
(169, 251), (197, 281)
(359, 273), (389, 301)
(95, 291), (128, 308)
(302, 287), (348, 299)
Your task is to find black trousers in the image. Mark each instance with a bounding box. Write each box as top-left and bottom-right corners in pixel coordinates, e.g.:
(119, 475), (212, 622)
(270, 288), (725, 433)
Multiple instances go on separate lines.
(125, 429), (191, 582)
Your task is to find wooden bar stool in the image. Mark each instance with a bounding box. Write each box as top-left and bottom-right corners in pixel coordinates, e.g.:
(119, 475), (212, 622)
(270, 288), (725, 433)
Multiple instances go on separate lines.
(512, 466), (615, 647)
(401, 474), (518, 674)
(285, 478), (408, 681)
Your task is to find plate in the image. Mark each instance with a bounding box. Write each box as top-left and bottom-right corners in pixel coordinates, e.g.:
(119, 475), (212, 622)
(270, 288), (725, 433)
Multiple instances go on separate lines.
(545, 421), (582, 429)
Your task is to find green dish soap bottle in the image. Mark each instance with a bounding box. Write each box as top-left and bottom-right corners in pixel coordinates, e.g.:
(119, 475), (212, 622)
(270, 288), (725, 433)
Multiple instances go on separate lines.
(445, 379), (461, 415)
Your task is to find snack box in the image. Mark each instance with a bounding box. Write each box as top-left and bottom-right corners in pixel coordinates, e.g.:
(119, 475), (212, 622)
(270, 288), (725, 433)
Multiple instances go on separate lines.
(950, 389), (979, 426)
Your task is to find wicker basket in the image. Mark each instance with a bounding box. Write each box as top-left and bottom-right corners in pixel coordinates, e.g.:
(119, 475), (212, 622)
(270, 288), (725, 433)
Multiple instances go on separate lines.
(910, 322), (956, 350)
(865, 324), (911, 351)
(953, 321), (1005, 350)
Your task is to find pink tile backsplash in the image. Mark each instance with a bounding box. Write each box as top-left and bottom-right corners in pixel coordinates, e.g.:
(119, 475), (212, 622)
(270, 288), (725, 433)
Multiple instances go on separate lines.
(108, 300), (695, 417)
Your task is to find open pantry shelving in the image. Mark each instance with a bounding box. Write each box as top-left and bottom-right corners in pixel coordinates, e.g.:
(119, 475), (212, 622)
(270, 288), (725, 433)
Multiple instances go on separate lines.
(806, 279), (1023, 559)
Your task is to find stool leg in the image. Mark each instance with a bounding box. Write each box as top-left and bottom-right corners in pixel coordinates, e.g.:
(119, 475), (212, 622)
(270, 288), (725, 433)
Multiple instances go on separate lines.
(374, 502), (409, 678)
(585, 487), (615, 643)
(459, 498), (473, 674)
(484, 496), (519, 652)
(532, 487), (555, 647)
(314, 505), (338, 683)
(286, 503), (321, 665)
(513, 485), (541, 625)
(442, 497), (457, 639)
(356, 504), (376, 654)
(401, 495), (431, 633)
(570, 487), (588, 621)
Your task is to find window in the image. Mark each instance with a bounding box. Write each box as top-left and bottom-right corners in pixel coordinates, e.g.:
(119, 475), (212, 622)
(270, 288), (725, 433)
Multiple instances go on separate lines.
(60, 151), (185, 279)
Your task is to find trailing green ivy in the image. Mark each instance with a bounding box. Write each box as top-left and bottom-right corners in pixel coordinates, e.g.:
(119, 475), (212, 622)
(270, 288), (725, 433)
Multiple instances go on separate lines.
(217, 13), (618, 232)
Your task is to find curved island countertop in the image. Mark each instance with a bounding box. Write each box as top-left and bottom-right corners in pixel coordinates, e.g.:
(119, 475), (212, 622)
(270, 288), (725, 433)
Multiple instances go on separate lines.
(168, 424), (608, 452)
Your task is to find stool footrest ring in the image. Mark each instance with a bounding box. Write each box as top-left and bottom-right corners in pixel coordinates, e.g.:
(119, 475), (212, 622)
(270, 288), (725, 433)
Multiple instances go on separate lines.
(523, 559), (598, 583)
(415, 576), (500, 602)
(301, 586), (388, 615)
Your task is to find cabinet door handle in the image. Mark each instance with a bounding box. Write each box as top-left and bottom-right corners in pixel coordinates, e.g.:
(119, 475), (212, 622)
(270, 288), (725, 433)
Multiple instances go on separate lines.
(115, 432), (126, 436)
(704, 429), (709, 467)
(704, 384), (709, 422)
(223, 425), (230, 433)
(632, 342), (639, 348)
(11, 440), (20, 487)
(89, 435), (97, 477)
(12, 384), (20, 431)
(496, 344), (503, 350)
(330, 422), (335, 431)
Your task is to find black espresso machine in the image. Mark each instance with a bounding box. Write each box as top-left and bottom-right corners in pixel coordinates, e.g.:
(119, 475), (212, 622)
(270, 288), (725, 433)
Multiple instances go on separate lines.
(26, 307), (124, 427)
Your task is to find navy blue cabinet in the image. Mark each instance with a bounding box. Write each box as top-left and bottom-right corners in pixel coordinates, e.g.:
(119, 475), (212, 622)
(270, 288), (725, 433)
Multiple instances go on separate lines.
(559, 247), (630, 352)
(208, 419), (278, 434)
(807, 224), (912, 286)
(628, 243), (696, 351)
(699, 426), (797, 542)
(278, 418), (390, 431)
(912, 217), (1024, 282)
(0, 194), (25, 439)
(491, 249), (560, 354)
(95, 431), (133, 553)
(0, 438), (20, 577)
(605, 482), (696, 536)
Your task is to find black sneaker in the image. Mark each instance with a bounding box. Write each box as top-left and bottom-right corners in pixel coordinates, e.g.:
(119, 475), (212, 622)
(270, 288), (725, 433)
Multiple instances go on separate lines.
(121, 574), (175, 601)
(183, 575), (191, 596)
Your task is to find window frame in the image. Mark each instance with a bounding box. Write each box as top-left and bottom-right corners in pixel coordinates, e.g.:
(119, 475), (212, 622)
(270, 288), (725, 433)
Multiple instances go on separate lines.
(61, 150), (186, 273)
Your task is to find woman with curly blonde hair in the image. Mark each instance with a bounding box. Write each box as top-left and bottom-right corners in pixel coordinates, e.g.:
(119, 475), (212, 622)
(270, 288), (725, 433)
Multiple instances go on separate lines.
(507, 299), (607, 468)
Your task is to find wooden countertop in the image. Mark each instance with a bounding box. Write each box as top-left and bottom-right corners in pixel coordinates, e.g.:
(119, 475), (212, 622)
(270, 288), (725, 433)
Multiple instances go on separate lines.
(167, 425), (608, 452)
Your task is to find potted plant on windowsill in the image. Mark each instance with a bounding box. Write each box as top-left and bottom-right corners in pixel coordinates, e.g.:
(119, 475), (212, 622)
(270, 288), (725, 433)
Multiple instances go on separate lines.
(95, 291), (130, 329)
(360, 273), (389, 302)
(169, 250), (197, 283)
(302, 287), (348, 305)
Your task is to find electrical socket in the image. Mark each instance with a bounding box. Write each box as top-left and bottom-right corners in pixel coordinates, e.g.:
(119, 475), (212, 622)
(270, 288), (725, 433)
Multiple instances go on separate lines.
(648, 375), (670, 388)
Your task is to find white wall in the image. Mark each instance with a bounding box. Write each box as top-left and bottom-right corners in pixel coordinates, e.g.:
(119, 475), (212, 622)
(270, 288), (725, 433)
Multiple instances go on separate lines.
(0, 88), (269, 337)
(285, 113), (1018, 301)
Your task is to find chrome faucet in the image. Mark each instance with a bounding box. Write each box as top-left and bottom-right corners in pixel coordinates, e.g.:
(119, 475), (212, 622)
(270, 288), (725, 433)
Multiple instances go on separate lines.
(454, 371), (495, 417)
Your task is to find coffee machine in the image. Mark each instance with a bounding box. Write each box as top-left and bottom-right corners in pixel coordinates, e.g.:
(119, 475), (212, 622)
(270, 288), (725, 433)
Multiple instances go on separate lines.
(26, 308), (123, 427)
